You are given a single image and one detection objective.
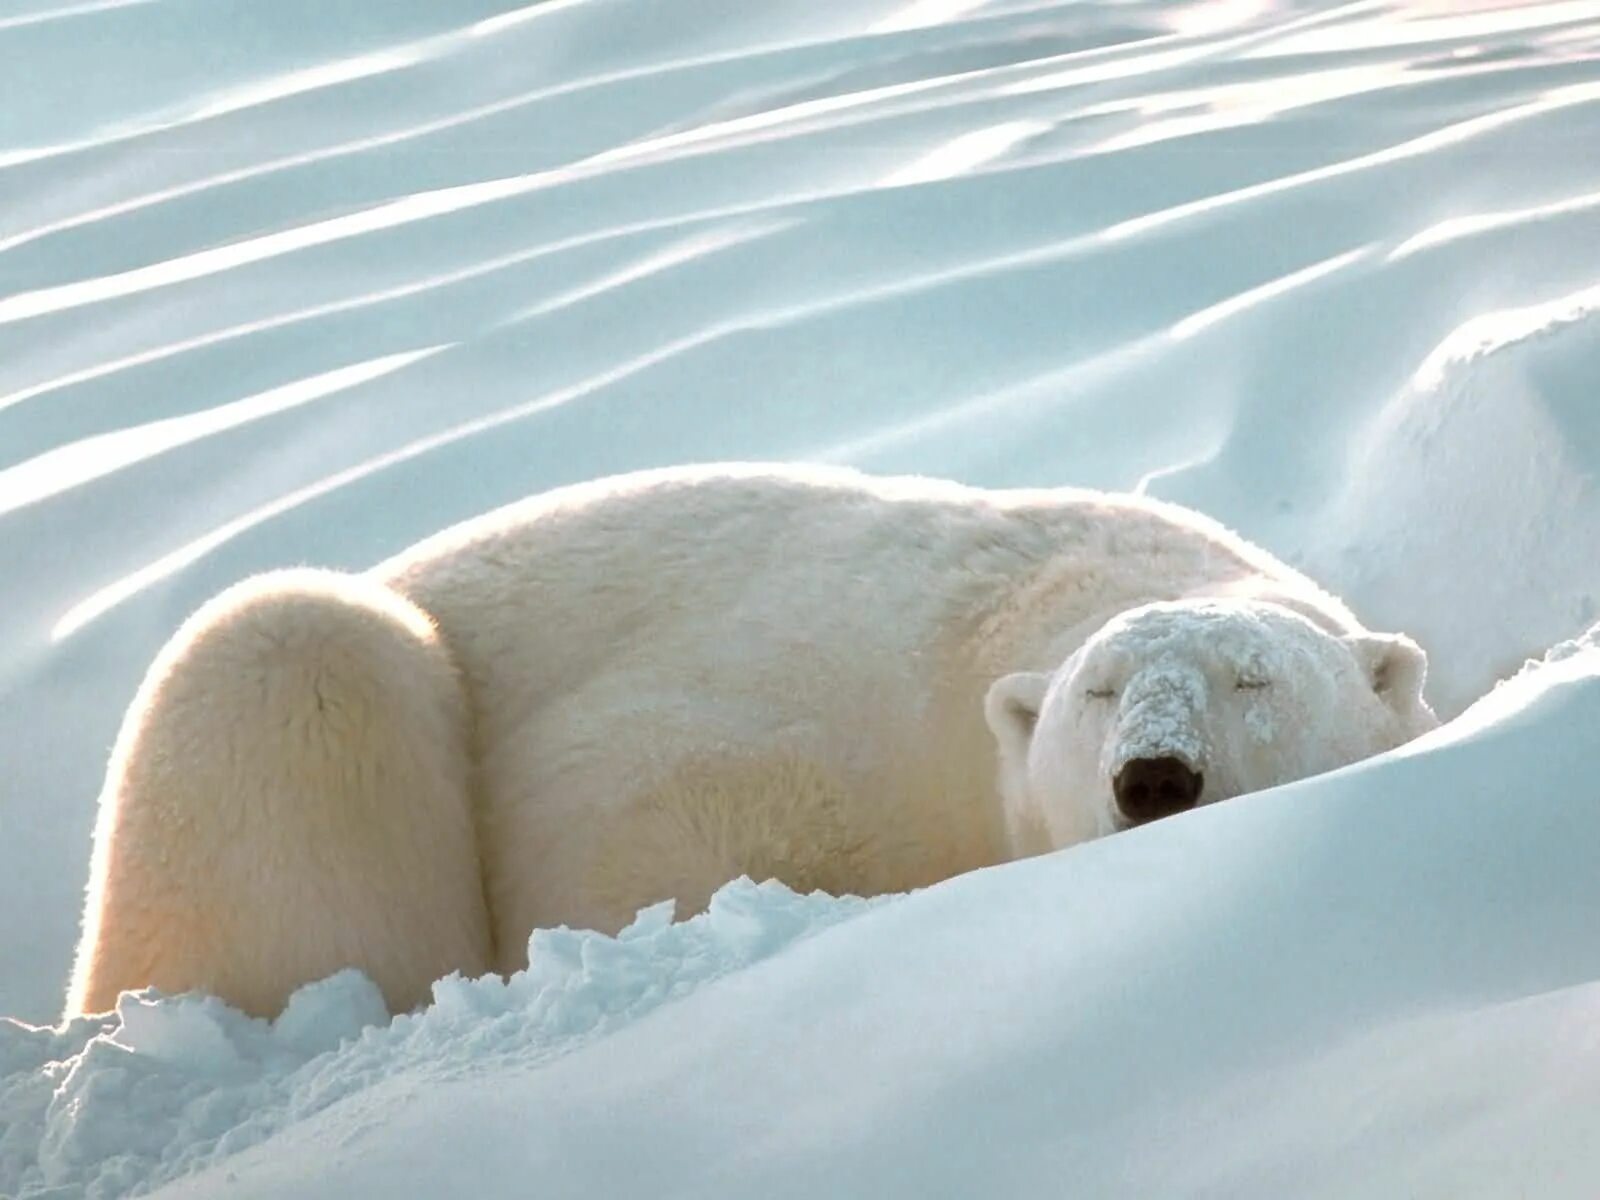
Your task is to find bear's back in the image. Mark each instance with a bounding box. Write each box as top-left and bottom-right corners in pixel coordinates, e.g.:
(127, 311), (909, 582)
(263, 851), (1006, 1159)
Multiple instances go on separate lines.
(375, 463), (1338, 714)
(367, 464), (1354, 942)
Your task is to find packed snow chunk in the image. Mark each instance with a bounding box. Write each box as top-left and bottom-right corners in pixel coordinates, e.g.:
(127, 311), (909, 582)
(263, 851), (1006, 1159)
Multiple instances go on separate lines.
(505, 879), (883, 1038)
(0, 1015), (109, 1194)
(109, 991), (251, 1076)
(1322, 282), (1600, 717)
(617, 897), (676, 940)
(270, 970), (390, 1059)
(1536, 619), (1600, 667)
(19, 989), (327, 1199)
(0, 880), (877, 1200)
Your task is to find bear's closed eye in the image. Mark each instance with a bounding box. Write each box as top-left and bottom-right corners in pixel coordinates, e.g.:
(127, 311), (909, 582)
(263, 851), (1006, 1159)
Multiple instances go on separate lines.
(1086, 687), (1116, 700)
(1235, 678), (1270, 691)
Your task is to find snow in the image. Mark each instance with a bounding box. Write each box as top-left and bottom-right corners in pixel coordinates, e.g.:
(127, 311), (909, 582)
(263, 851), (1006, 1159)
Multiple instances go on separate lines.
(1318, 282), (1600, 709)
(2, 884), (880, 1198)
(2, 0), (1599, 1195)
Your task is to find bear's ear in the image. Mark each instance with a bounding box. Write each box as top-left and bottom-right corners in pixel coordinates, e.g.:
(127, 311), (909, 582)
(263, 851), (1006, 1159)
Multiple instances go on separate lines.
(1348, 632), (1429, 713)
(985, 671), (1051, 768)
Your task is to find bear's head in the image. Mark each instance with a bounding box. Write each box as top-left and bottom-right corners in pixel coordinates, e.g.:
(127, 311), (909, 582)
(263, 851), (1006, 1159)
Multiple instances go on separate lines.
(984, 599), (1438, 849)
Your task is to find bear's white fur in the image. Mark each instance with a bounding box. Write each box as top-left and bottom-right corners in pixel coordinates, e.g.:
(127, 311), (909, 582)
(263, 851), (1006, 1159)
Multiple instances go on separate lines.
(67, 464), (1437, 1018)
(986, 599), (1435, 853)
(68, 572), (494, 1020)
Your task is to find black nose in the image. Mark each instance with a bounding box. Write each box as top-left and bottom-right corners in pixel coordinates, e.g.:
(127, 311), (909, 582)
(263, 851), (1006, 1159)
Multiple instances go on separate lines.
(1113, 757), (1204, 824)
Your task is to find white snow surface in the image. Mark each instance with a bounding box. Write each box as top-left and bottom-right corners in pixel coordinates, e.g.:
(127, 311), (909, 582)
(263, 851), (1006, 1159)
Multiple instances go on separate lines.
(2, 884), (880, 1198)
(3, 0), (1600, 1195)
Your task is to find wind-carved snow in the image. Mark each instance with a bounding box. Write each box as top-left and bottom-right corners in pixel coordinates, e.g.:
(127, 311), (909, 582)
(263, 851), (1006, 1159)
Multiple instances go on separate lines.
(0, 349), (446, 518)
(1317, 285), (1600, 713)
(879, 119), (1049, 187)
(0, 881), (880, 1200)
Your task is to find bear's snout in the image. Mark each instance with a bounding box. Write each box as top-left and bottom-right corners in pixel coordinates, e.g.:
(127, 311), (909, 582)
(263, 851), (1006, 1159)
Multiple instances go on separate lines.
(1113, 756), (1203, 824)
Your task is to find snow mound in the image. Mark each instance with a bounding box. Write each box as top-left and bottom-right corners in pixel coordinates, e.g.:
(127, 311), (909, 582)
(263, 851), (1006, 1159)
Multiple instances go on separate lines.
(0, 880), (879, 1200)
(1319, 284), (1600, 715)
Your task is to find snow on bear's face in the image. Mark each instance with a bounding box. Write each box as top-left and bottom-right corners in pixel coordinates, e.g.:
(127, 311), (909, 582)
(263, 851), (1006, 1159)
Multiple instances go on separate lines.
(985, 600), (1438, 848)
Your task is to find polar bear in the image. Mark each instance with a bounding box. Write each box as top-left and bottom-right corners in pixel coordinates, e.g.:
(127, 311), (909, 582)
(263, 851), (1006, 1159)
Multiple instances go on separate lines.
(66, 464), (1437, 1019)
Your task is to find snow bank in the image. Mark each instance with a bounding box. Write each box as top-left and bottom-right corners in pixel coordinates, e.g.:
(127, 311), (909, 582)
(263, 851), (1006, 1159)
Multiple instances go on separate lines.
(146, 623), (1600, 1200)
(0, 881), (878, 1199)
(1316, 284), (1600, 714)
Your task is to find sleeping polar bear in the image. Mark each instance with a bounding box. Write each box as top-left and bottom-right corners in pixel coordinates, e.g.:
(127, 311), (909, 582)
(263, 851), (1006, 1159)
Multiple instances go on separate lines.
(67, 464), (1438, 1018)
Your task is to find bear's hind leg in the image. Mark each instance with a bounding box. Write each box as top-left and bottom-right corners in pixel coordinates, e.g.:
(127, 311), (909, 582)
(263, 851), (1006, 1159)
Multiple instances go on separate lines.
(67, 569), (492, 1019)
